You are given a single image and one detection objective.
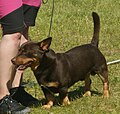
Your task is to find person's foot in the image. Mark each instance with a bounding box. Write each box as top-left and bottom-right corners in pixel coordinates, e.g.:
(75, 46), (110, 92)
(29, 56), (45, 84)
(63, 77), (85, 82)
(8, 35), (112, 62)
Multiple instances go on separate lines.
(10, 86), (40, 107)
(0, 95), (30, 114)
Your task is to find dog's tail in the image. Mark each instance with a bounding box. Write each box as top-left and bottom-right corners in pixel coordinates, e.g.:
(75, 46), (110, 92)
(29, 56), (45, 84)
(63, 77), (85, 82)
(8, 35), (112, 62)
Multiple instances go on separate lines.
(91, 12), (100, 47)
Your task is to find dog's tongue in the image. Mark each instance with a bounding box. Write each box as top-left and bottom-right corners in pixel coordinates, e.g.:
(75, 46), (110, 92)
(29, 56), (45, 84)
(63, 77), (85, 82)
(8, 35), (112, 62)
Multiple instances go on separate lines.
(17, 61), (32, 70)
(18, 65), (26, 70)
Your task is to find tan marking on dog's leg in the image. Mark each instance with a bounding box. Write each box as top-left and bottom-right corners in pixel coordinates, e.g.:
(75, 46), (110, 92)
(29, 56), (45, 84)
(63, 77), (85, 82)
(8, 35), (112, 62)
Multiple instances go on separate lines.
(83, 91), (91, 97)
(44, 82), (59, 88)
(62, 96), (70, 106)
(42, 100), (53, 109)
(98, 70), (109, 98)
(103, 82), (109, 98)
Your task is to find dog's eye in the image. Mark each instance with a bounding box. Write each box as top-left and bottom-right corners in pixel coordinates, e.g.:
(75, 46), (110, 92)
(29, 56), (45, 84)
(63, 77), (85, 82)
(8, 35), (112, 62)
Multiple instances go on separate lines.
(19, 48), (24, 52)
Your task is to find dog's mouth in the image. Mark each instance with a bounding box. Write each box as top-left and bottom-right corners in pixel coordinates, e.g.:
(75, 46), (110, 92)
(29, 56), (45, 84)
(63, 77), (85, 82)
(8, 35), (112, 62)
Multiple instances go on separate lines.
(17, 61), (33, 70)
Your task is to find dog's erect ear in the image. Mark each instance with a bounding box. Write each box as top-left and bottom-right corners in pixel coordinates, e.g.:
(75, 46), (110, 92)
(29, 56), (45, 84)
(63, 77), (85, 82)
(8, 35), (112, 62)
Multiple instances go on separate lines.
(38, 37), (52, 51)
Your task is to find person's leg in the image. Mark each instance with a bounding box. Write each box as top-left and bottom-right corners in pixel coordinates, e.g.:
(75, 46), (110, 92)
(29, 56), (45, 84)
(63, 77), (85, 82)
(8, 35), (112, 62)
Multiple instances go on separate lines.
(10, 26), (40, 107)
(10, 2), (41, 106)
(0, 1), (31, 113)
(0, 33), (21, 99)
(0, 0), (24, 98)
(20, 26), (30, 45)
(11, 26), (29, 88)
(0, 32), (31, 114)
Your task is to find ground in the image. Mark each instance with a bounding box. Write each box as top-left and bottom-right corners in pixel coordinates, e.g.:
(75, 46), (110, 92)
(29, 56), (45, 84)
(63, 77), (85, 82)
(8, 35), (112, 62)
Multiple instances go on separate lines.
(0, 0), (120, 114)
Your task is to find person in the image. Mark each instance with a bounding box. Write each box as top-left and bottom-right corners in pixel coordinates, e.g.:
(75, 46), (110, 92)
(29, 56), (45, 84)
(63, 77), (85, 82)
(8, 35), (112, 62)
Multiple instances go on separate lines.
(0, 0), (42, 113)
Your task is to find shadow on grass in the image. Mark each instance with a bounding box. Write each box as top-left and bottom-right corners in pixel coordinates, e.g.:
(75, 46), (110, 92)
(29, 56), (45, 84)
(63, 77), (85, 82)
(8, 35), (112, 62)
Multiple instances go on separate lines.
(34, 86), (102, 107)
(68, 86), (102, 101)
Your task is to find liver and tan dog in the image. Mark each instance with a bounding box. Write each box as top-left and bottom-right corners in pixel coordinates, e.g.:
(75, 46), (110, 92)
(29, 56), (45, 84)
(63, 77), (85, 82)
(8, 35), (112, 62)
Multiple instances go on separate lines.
(12, 12), (109, 109)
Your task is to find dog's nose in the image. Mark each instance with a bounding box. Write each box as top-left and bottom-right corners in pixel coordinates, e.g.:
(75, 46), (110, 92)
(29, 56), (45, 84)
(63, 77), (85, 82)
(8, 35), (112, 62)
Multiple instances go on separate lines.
(11, 58), (16, 64)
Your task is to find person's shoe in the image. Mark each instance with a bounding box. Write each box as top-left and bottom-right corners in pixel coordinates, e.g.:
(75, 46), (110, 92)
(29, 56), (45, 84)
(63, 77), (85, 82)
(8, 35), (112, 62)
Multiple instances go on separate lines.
(10, 86), (40, 107)
(0, 95), (30, 114)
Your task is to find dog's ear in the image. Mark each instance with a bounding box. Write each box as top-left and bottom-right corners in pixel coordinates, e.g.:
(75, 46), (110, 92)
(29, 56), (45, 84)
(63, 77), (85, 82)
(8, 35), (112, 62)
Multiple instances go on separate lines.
(38, 37), (52, 51)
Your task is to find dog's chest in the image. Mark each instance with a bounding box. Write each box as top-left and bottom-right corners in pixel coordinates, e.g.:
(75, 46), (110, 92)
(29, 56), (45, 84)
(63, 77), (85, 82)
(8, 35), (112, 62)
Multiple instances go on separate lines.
(33, 67), (57, 85)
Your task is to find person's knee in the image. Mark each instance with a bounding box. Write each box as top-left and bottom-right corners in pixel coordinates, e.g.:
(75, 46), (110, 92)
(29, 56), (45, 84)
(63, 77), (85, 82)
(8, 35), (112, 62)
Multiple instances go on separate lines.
(3, 32), (22, 47)
(11, 32), (22, 41)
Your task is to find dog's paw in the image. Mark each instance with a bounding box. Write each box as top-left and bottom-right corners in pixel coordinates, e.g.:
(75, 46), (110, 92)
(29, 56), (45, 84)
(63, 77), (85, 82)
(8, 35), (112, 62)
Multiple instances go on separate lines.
(42, 104), (52, 109)
(83, 91), (91, 97)
(103, 90), (109, 98)
(41, 101), (53, 109)
(61, 96), (71, 106)
(62, 100), (71, 106)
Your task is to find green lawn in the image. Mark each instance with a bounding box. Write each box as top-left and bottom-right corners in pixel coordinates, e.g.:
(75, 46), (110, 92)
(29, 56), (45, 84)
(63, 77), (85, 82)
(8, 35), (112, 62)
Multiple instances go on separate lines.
(1, 0), (120, 114)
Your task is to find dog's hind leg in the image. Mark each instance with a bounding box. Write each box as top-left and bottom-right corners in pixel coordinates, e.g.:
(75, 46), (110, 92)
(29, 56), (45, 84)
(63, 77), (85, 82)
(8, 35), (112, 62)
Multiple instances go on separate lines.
(97, 65), (109, 98)
(83, 74), (92, 97)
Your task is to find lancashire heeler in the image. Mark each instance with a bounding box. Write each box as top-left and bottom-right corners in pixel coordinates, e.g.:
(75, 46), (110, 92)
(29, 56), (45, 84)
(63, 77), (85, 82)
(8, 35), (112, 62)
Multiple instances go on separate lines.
(12, 12), (109, 109)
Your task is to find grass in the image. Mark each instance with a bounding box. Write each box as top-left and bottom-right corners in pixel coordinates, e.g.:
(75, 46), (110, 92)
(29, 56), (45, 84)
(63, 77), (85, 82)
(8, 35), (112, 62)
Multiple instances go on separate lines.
(0, 0), (120, 113)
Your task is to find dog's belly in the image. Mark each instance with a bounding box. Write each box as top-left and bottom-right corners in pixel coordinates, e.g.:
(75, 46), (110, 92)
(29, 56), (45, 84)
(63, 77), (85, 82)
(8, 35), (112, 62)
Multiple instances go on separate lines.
(69, 74), (86, 86)
(68, 67), (92, 87)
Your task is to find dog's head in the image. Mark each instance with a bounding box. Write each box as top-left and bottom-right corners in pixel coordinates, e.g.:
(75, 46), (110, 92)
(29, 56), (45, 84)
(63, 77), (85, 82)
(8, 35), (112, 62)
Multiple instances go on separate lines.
(11, 37), (52, 70)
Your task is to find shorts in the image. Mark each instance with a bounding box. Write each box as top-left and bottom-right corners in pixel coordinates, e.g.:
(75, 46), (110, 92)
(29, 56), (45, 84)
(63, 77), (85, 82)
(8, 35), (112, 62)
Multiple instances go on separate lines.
(0, 0), (42, 35)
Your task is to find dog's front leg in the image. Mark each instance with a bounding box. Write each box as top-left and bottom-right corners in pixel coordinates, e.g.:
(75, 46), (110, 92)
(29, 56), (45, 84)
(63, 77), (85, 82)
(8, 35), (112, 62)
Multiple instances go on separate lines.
(41, 86), (55, 109)
(59, 87), (70, 106)
(83, 75), (92, 97)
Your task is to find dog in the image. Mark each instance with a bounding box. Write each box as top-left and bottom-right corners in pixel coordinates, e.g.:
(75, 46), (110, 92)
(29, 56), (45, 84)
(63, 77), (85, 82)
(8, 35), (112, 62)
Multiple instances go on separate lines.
(12, 12), (109, 109)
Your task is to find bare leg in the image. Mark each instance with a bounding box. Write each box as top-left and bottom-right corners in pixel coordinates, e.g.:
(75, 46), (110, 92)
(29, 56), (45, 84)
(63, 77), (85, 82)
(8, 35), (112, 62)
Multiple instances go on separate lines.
(20, 26), (30, 45)
(12, 27), (30, 88)
(0, 33), (21, 99)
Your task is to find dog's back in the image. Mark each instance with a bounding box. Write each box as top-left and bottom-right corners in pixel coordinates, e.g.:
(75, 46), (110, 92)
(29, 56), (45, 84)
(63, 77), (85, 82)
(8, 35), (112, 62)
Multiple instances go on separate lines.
(61, 12), (105, 84)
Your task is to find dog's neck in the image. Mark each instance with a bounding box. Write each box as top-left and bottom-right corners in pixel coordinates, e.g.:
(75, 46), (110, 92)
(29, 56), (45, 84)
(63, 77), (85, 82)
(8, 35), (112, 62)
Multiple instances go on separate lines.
(30, 59), (40, 71)
(41, 49), (56, 68)
(32, 49), (56, 79)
